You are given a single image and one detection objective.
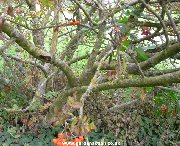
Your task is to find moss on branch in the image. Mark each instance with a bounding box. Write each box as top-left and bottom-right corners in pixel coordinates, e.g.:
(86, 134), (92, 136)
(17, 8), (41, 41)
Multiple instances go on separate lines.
(51, 70), (180, 113)
(2, 21), (77, 87)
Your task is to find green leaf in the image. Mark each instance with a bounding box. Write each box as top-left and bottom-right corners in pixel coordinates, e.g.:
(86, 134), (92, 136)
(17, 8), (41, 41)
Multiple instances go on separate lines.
(121, 17), (128, 23)
(120, 40), (130, 51)
(40, 0), (53, 8)
(15, 16), (24, 23)
(135, 48), (149, 61)
(2, 143), (9, 146)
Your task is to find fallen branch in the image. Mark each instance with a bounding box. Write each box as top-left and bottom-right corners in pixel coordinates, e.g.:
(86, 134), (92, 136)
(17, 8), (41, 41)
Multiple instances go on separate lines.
(108, 99), (138, 112)
(157, 86), (180, 93)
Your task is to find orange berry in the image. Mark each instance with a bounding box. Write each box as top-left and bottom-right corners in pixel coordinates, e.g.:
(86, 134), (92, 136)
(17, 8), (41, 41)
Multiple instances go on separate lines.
(57, 141), (62, 146)
(61, 139), (66, 142)
(69, 21), (80, 25)
(68, 142), (75, 146)
(79, 136), (83, 141)
(52, 139), (58, 144)
(69, 21), (73, 25)
(74, 138), (79, 142)
(73, 21), (80, 25)
(74, 138), (81, 146)
(58, 133), (63, 139)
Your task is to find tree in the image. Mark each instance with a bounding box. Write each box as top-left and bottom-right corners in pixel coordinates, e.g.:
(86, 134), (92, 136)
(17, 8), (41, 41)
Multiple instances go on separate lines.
(0, 0), (179, 118)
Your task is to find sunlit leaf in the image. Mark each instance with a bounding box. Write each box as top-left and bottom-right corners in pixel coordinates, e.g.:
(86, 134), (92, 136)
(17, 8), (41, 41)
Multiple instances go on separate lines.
(71, 117), (78, 126)
(120, 40), (130, 51)
(89, 122), (96, 131)
(35, 11), (41, 17)
(40, 0), (53, 8)
(121, 16), (128, 23)
(135, 48), (149, 61)
(82, 115), (87, 123)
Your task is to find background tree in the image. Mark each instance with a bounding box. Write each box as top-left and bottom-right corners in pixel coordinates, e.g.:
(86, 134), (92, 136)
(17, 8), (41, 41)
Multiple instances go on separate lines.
(0, 0), (179, 145)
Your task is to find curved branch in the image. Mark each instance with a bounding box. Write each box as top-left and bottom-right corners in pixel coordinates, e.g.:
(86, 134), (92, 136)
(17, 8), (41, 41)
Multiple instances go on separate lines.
(2, 21), (77, 87)
(98, 42), (180, 74)
(127, 42), (180, 73)
(51, 70), (180, 112)
(68, 54), (89, 65)
(95, 70), (180, 91)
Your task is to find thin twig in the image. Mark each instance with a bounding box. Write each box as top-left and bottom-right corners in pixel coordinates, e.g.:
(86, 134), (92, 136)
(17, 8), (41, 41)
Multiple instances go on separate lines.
(72, 0), (97, 25)
(139, 0), (169, 46)
(122, 44), (145, 78)
(165, 9), (180, 41)
(132, 28), (162, 44)
(6, 18), (84, 31)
